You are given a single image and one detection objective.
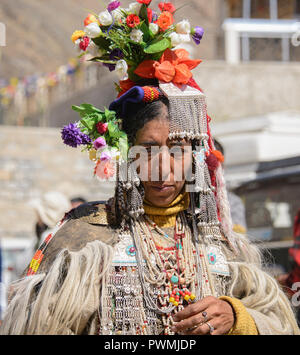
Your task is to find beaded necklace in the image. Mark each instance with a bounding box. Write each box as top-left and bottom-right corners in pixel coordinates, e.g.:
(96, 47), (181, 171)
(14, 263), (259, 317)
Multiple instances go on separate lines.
(131, 212), (198, 317)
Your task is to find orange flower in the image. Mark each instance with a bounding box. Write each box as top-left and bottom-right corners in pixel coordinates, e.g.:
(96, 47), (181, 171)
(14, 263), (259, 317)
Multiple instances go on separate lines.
(156, 11), (174, 31)
(134, 48), (202, 86)
(84, 14), (98, 27)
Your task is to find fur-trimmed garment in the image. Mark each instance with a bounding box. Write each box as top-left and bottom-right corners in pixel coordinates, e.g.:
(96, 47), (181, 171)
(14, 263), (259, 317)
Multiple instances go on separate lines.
(1, 199), (299, 335)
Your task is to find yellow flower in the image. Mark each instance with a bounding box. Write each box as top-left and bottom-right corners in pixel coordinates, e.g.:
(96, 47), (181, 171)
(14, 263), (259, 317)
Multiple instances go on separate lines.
(71, 30), (86, 43)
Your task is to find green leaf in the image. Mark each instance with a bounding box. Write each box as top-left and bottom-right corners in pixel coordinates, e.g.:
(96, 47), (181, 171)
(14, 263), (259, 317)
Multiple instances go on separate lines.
(92, 36), (111, 51)
(139, 21), (151, 43)
(144, 38), (171, 54)
(139, 4), (149, 26)
(107, 121), (121, 138)
(72, 104), (102, 115)
(119, 135), (129, 161)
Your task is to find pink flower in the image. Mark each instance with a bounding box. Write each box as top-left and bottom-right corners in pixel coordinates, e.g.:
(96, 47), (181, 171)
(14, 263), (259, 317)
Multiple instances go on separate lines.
(94, 160), (115, 180)
(93, 137), (106, 150)
(96, 122), (108, 134)
(100, 151), (112, 161)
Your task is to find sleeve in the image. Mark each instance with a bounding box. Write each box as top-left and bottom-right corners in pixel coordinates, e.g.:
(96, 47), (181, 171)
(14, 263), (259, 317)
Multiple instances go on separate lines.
(219, 296), (258, 335)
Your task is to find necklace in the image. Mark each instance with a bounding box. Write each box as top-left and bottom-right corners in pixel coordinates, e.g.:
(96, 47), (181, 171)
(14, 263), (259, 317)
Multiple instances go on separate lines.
(132, 212), (198, 315)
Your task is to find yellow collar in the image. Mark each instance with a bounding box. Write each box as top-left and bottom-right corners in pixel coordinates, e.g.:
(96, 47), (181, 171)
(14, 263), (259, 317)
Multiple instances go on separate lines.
(143, 192), (190, 228)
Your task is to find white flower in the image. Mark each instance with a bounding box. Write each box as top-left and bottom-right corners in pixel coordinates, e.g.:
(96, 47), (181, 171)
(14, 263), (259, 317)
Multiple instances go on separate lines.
(169, 32), (191, 47)
(176, 20), (191, 34)
(130, 28), (143, 43)
(84, 22), (101, 38)
(111, 8), (125, 22)
(149, 23), (159, 35)
(128, 2), (142, 14)
(115, 60), (129, 80)
(98, 10), (113, 26)
(87, 41), (103, 56)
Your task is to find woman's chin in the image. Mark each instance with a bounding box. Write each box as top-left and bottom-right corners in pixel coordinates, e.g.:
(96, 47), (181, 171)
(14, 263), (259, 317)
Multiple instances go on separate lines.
(145, 186), (177, 205)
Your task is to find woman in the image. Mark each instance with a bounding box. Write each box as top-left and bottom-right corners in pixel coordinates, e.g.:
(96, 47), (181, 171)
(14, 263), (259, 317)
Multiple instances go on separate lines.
(1, 1), (299, 335)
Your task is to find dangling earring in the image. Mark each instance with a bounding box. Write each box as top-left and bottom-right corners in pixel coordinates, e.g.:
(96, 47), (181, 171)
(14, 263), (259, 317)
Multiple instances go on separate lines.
(118, 158), (145, 219)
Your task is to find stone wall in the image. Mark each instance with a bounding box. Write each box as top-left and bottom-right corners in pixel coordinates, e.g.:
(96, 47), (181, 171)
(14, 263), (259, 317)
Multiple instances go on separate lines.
(0, 125), (115, 239)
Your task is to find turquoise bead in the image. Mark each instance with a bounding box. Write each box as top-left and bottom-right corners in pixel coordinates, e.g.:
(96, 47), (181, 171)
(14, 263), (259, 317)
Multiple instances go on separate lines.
(170, 275), (179, 284)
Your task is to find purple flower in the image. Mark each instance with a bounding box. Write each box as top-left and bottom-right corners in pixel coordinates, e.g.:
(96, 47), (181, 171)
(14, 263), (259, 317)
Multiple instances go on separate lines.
(61, 123), (83, 148)
(107, 1), (121, 12)
(103, 49), (124, 72)
(93, 137), (107, 150)
(80, 132), (92, 145)
(192, 26), (204, 45)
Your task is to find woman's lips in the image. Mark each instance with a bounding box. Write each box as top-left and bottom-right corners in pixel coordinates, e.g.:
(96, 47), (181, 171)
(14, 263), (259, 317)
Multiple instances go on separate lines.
(149, 185), (175, 193)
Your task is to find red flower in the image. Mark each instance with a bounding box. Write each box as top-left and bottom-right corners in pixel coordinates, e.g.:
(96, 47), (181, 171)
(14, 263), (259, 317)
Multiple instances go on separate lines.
(158, 2), (176, 13)
(147, 8), (153, 23)
(79, 36), (90, 51)
(137, 0), (152, 5)
(96, 122), (108, 135)
(126, 14), (141, 28)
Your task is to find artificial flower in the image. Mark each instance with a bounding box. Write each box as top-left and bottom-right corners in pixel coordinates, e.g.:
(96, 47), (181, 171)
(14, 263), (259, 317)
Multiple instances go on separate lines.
(128, 2), (142, 14)
(84, 22), (101, 38)
(134, 48), (202, 85)
(79, 36), (91, 51)
(158, 2), (176, 13)
(94, 159), (115, 180)
(130, 28), (144, 43)
(156, 11), (174, 31)
(147, 8), (153, 23)
(115, 60), (129, 80)
(103, 48), (124, 72)
(117, 78), (136, 97)
(126, 14), (140, 28)
(192, 26), (204, 45)
(96, 122), (108, 134)
(93, 137), (107, 150)
(176, 20), (191, 34)
(61, 123), (91, 148)
(169, 32), (191, 46)
(149, 22), (159, 35)
(111, 7), (126, 22)
(100, 151), (112, 161)
(108, 0), (121, 12)
(84, 14), (98, 27)
(98, 10), (113, 26)
(137, 0), (152, 5)
(71, 30), (85, 43)
(89, 149), (97, 161)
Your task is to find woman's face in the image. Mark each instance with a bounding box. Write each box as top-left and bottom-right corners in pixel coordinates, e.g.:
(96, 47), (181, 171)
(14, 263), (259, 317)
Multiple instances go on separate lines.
(134, 108), (192, 207)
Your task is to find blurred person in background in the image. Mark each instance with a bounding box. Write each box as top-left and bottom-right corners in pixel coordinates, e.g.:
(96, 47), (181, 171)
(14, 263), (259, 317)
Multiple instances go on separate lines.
(30, 191), (72, 248)
(70, 197), (87, 209)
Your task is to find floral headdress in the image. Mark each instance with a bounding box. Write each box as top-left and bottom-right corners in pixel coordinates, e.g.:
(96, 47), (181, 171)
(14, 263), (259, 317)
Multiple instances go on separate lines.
(63, 0), (205, 181)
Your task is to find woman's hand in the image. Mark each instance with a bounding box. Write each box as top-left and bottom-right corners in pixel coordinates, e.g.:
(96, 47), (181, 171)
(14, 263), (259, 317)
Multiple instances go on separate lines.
(171, 296), (235, 335)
